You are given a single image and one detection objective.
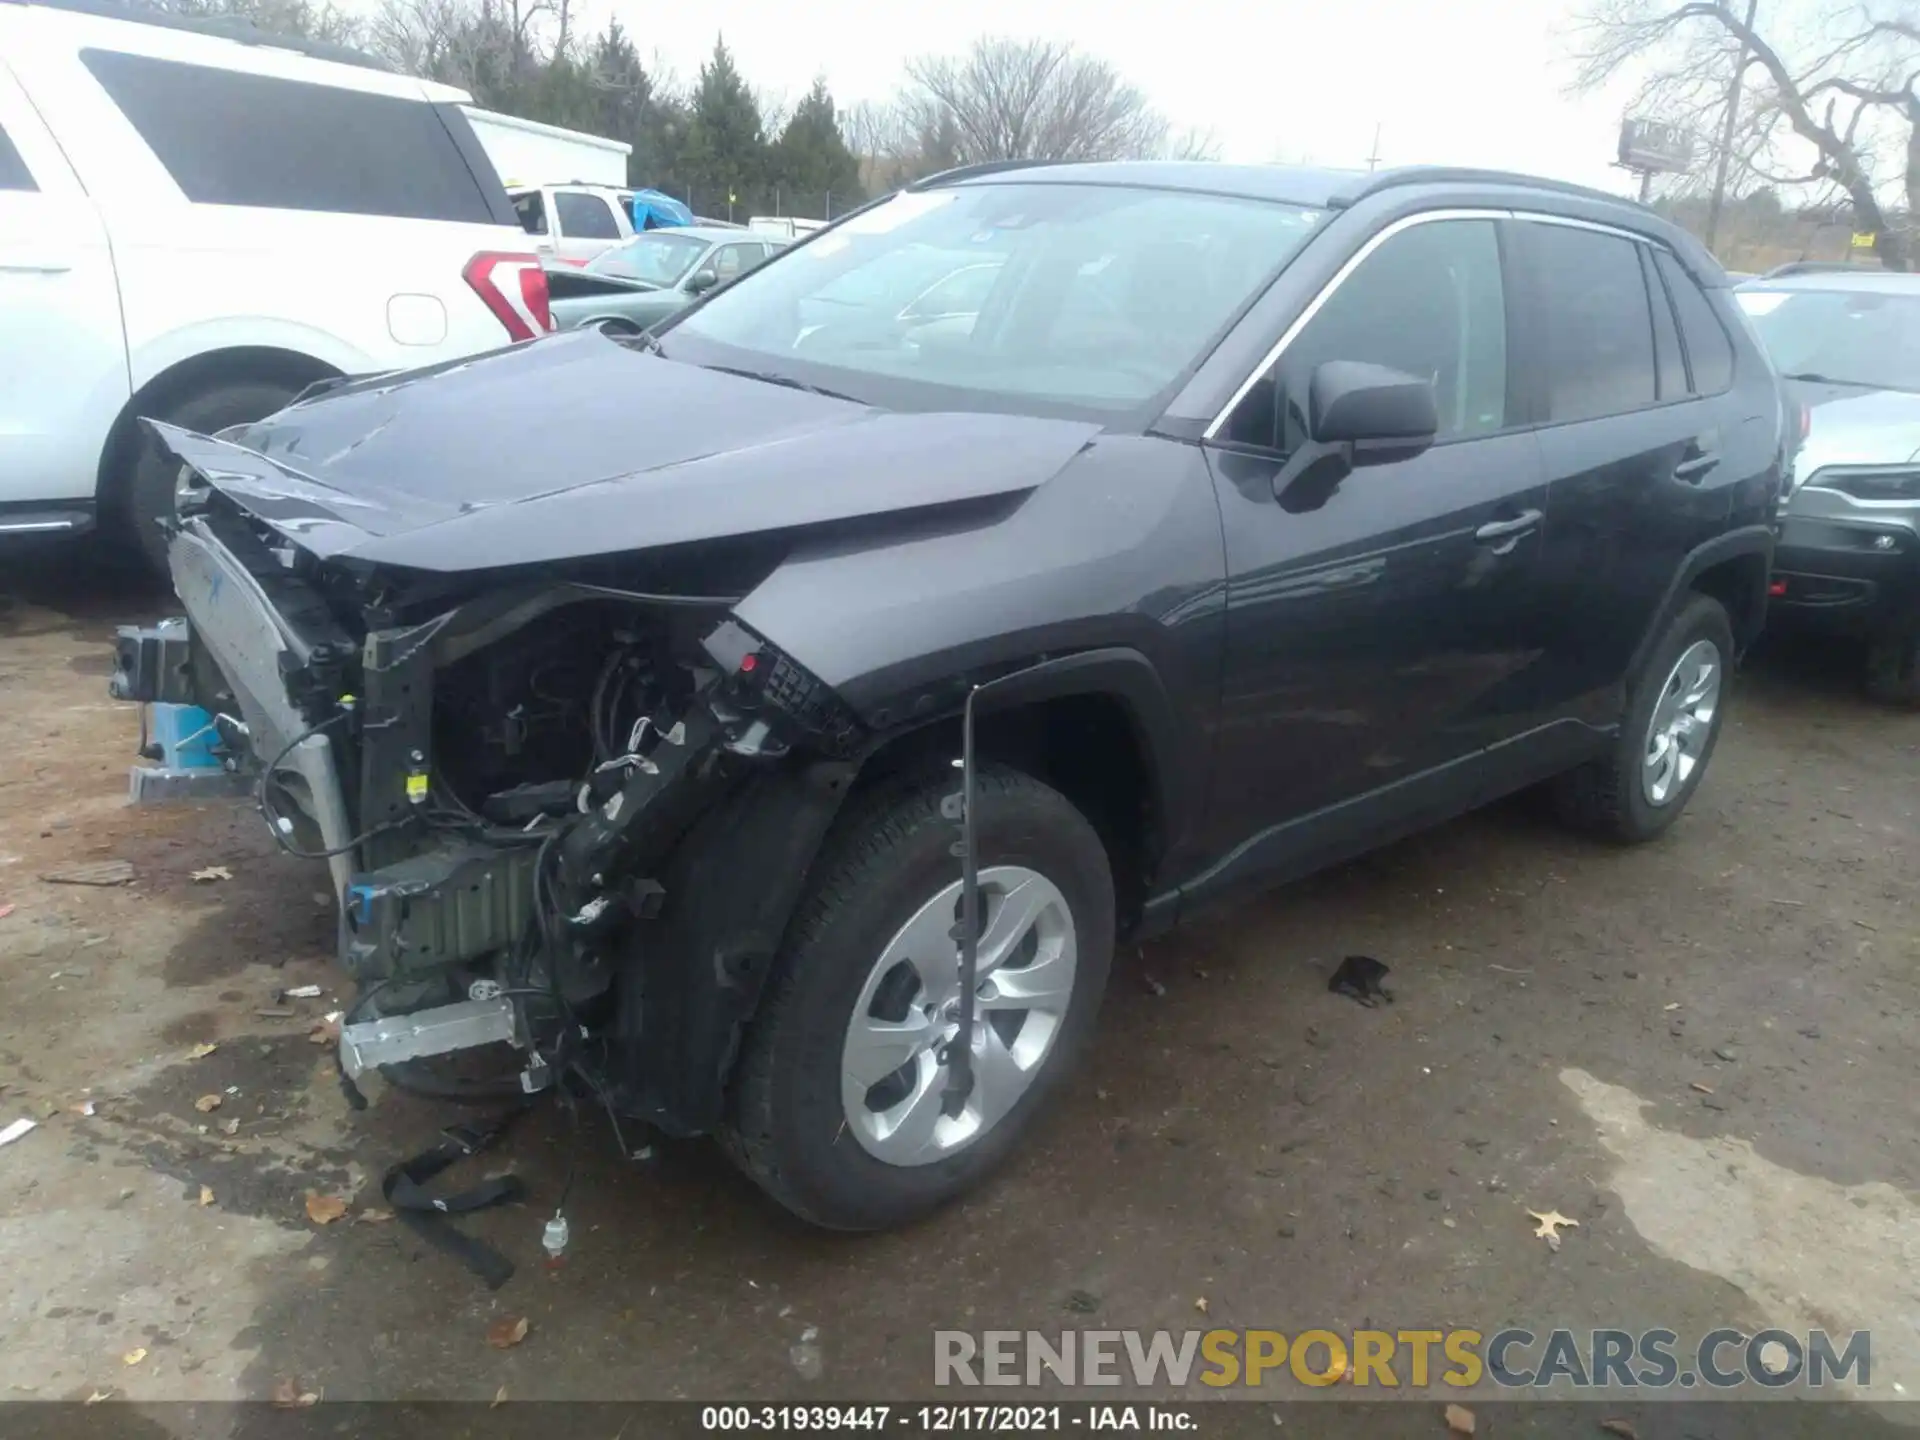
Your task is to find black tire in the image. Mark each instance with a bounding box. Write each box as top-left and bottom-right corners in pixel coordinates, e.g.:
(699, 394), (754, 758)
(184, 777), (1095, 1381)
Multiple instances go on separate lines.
(1865, 623), (1920, 708)
(122, 378), (303, 579)
(721, 764), (1115, 1231)
(1552, 592), (1734, 844)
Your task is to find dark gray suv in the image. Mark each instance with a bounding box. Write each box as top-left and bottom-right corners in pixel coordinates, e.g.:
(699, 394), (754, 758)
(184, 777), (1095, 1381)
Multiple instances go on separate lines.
(113, 162), (1784, 1230)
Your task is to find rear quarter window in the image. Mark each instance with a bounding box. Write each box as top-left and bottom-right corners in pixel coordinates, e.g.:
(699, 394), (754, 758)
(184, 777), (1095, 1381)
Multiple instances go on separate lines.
(0, 121), (34, 191)
(81, 49), (502, 223)
(1655, 250), (1736, 394)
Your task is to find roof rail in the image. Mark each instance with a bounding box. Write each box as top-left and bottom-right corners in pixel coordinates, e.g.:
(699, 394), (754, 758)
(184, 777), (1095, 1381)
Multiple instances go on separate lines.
(1760, 260), (1880, 279)
(1329, 165), (1652, 213)
(906, 159), (1067, 191)
(2, 0), (393, 71)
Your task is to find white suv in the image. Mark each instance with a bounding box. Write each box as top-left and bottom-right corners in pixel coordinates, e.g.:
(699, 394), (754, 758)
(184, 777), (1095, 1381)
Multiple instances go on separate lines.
(0, 0), (553, 573)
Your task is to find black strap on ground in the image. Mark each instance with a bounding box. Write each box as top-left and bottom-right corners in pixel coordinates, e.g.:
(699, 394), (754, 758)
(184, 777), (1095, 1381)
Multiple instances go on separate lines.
(381, 1109), (531, 1290)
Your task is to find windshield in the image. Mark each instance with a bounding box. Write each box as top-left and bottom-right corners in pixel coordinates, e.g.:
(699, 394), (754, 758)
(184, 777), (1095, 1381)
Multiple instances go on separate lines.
(1737, 285), (1920, 392)
(590, 231), (708, 286)
(666, 182), (1322, 413)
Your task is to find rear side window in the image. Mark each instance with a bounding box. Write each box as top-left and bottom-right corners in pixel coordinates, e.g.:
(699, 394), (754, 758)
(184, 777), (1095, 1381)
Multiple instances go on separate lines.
(1226, 217), (1508, 450)
(1656, 250), (1736, 394)
(513, 191), (547, 235)
(0, 122), (34, 191)
(555, 191), (621, 239)
(1526, 223), (1657, 423)
(81, 49), (499, 222)
(1641, 247), (1686, 401)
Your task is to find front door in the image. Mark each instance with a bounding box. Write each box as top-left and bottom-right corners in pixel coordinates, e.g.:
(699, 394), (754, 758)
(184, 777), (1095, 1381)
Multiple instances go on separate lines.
(1196, 214), (1554, 883)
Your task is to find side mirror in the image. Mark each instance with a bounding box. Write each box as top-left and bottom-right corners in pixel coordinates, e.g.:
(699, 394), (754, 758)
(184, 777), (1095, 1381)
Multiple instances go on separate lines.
(687, 268), (719, 295)
(1308, 360), (1439, 459)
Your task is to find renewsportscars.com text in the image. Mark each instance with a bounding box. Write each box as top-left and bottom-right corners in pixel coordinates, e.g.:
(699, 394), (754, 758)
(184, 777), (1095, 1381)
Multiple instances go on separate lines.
(934, 1328), (1871, 1390)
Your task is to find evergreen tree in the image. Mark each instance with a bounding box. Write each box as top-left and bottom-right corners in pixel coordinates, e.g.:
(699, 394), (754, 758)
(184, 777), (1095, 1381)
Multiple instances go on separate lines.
(681, 36), (766, 216)
(773, 78), (863, 213)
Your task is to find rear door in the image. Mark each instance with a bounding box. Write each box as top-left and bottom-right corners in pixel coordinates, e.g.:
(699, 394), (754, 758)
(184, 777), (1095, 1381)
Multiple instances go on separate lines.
(1515, 218), (1735, 722)
(1199, 213), (1554, 872)
(0, 56), (127, 515)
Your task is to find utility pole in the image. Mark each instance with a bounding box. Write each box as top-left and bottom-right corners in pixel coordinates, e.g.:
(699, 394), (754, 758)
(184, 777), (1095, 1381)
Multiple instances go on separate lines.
(1704, 0), (1758, 252)
(1366, 123), (1383, 172)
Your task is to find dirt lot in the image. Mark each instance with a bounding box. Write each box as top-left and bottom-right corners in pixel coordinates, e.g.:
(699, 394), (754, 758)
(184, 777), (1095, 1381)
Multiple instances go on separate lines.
(1, 549), (1916, 1429)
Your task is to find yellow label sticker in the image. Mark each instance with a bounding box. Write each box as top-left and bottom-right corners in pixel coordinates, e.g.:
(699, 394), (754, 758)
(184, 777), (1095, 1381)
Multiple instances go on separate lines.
(405, 773), (429, 801)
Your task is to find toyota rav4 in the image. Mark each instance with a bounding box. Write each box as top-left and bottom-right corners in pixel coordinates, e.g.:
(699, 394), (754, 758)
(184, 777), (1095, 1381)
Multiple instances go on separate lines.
(111, 162), (1784, 1231)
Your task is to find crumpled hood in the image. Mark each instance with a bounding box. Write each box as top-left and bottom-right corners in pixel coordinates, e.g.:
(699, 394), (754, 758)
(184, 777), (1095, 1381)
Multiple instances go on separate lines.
(1790, 381), (1920, 485)
(154, 329), (1100, 573)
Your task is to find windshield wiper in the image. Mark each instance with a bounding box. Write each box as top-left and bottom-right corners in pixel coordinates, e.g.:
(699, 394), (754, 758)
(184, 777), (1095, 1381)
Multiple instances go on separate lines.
(697, 363), (864, 404)
(611, 328), (665, 356)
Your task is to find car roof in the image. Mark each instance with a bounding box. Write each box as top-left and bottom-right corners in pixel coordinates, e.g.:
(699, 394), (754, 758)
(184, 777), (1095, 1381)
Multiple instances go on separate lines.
(921, 159), (1652, 214)
(7, 0), (395, 72)
(609, 225), (755, 245)
(1738, 268), (1920, 294)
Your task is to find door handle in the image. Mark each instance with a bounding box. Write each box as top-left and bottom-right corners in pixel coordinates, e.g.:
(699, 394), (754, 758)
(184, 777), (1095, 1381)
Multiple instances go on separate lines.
(1474, 509), (1543, 552)
(1673, 450), (1720, 482)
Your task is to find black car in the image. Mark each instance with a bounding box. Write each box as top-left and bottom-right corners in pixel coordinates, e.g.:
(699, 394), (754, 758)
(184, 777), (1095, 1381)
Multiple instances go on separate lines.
(114, 161), (1784, 1231)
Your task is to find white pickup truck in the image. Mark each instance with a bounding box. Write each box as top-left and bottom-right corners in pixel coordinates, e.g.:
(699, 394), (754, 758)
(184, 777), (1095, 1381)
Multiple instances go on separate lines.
(0, 0), (551, 573)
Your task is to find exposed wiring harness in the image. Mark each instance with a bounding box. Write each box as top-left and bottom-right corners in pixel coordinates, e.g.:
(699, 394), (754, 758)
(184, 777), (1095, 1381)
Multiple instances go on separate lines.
(256, 708), (422, 861)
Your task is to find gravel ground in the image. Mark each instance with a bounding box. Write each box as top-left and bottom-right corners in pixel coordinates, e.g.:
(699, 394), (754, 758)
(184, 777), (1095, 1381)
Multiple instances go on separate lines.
(1, 550), (1915, 1433)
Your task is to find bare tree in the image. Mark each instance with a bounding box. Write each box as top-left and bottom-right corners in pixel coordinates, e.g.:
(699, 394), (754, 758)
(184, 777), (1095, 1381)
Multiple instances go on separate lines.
(1574, 0), (1920, 267)
(900, 37), (1172, 165)
(146, 0), (363, 47)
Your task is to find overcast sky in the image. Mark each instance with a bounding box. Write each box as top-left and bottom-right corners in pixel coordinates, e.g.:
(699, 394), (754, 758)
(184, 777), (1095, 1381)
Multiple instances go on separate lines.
(585, 0), (1647, 194)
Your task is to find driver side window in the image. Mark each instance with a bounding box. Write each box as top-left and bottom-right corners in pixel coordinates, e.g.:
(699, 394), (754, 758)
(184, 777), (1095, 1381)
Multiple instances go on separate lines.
(1225, 219), (1508, 452)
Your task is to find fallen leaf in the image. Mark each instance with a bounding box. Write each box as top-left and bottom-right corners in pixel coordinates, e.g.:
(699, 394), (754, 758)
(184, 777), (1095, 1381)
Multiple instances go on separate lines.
(198, 1184), (215, 1207)
(193, 1094), (222, 1113)
(1444, 1402), (1475, 1436)
(85, 1389), (114, 1405)
(304, 1192), (348, 1225)
(1599, 1421), (1638, 1440)
(492, 1385), (509, 1407)
(486, 1316), (530, 1349)
(357, 1207), (394, 1224)
(121, 1348), (147, 1367)
(270, 1377), (319, 1408)
(1690, 1081), (1714, 1095)
(1527, 1208), (1579, 1252)
(187, 1042), (218, 1060)
(190, 866), (232, 883)
(1192, 1296), (1208, 1314)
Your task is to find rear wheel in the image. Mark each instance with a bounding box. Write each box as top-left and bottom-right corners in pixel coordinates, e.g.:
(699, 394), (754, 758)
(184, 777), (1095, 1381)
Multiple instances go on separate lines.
(722, 765), (1114, 1231)
(122, 378), (303, 578)
(1553, 592), (1733, 843)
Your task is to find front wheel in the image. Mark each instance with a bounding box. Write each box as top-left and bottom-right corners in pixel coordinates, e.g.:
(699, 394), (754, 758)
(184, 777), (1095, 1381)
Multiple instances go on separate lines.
(1865, 622), (1920, 707)
(722, 765), (1115, 1230)
(122, 378), (304, 579)
(1552, 592), (1734, 843)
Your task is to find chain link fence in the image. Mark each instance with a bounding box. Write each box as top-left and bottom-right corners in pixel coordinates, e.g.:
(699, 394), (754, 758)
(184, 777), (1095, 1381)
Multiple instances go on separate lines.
(662, 187), (860, 226)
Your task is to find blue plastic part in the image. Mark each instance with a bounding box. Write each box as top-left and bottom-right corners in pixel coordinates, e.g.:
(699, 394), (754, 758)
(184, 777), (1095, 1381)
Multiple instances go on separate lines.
(149, 703), (222, 770)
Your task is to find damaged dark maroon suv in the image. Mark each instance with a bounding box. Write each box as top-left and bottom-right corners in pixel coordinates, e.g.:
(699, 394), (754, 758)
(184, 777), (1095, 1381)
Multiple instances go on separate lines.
(111, 161), (1784, 1230)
